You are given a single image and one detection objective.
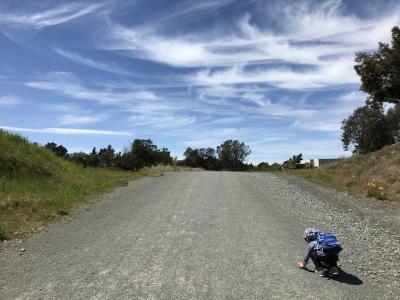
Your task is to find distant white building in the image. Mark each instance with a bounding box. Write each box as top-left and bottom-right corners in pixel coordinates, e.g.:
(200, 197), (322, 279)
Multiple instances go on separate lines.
(310, 158), (340, 168)
(296, 158), (341, 169)
(297, 160), (311, 169)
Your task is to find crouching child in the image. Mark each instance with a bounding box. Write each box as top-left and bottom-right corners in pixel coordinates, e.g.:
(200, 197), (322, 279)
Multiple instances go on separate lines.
(297, 228), (342, 278)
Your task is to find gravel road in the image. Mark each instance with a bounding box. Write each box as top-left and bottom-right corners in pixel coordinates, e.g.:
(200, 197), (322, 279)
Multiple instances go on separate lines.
(1, 172), (400, 299)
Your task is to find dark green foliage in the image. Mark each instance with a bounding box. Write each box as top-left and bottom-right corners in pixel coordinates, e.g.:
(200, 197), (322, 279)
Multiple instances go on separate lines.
(282, 153), (303, 170)
(44, 142), (68, 157)
(158, 148), (173, 165)
(257, 162), (270, 170)
(87, 147), (100, 167)
(341, 105), (394, 154)
(130, 139), (173, 168)
(111, 140), (173, 171)
(270, 163), (282, 171)
(98, 145), (115, 167)
(252, 162), (282, 172)
(182, 147), (220, 170)
(342, 26), (400, 155)
(0, 224), (10, 240)
(57, 208), (69, 216)
(217, 140), (251, 171)
(69, 152), (89, 167)
(131, 139), (157, 168)
(355, 26), (400, 105)
(181, 140), (251, 171)
(115, 150), (139, 171)
(254, 162), (282, 172)
(56, 139), (173, 171)
(387, 103), (400, 142)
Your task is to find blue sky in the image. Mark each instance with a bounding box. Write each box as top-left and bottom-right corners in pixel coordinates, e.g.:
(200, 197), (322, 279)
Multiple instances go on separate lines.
(0, 0), (399, 163)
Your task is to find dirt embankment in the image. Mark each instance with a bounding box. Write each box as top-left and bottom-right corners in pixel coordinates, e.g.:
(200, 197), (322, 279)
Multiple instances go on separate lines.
(293, 143), (400, 202)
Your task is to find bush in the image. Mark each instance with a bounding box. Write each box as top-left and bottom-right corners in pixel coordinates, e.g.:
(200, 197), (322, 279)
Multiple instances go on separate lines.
(367, 179), (386, 200)
(0, 224), (10, 240)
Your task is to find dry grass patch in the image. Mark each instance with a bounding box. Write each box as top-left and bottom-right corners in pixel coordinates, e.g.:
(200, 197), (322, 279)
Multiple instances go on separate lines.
(292, 143), (400, 202)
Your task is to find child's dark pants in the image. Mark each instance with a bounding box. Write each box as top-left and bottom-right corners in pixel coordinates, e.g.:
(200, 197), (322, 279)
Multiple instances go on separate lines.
(310, 250), (338, 269)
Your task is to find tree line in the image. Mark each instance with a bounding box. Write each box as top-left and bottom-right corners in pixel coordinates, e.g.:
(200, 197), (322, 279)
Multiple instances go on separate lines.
(45, 138), (305, 172)
(342, 26), (400, 154)
(44, 139), (263, 172)
(44, 139), (173, 170)
(179, 140), (252, 171)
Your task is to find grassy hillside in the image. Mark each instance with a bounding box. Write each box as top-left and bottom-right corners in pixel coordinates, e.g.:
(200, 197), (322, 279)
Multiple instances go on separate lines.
(293, 143), (400, 201)
(0, 130), (192, 241)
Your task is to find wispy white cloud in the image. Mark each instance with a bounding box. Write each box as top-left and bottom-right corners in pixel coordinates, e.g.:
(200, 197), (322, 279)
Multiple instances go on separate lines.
(40, 103), (83, 113)
(25, 72), (198, 130)
(189, 55), (359, 90)
(155, 0), (235, 24)
(54, 48), (133, 76)
(279, 0), (398, 45)
(337, 90), (365, 102)
(0, 95), (19, 107)
(129, 114), (196, 129)
(194, 84), (318, 118)
(25, 72), (160, 104)
(183, 127), (243, 148)
(0, 125), (131, 136)
(58, 114), (106, 126)
(289, 90), (366, 132)
(292, 120), (341, 132)
(103, 0), (399, 91)
(111, 7), (398, 64)
(0, 3), (104, 29)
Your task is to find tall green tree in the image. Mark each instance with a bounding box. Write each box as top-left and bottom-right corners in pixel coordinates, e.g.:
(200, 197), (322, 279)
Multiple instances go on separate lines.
(355, 26), (400, 105)
(199, 148), (219, 170)
(183, 147), (202, 168)
(157, 147), (173, 165)
(216, 140), (251, 171)
(130, 139), (173, 167)
(256, 162), (270, 171)
(387, 103), (400, 142)
(114, 149), (139, 171)
(341, 105), (394, 154)
(44, 142), (68, 157)
(70, 152), (89, 168)
(98, 145), (115, 167)
(131, 139), (158, 167)
(88, 147), (100, 167)
(282, 153), (302, 170)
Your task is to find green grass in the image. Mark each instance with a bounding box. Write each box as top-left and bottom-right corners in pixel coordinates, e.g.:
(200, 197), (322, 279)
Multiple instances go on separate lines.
(0, 130), (197, 241)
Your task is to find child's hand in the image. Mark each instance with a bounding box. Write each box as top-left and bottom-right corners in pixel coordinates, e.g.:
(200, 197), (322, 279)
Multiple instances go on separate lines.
(297, 261), (305, 269)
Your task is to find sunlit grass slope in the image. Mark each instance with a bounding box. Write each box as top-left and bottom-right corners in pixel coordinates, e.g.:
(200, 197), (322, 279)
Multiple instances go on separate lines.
(0, 130), (194, 241)
(293, 143), (400, 202)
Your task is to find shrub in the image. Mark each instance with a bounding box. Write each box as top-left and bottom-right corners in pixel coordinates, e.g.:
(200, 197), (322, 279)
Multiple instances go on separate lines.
(57, 208), (69, 216)
(0, 224), (10, 240)
(367, 179), (386, 200)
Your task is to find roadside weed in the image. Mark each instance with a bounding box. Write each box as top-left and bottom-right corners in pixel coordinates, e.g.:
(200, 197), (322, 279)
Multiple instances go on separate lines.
(367, 179), (386, 200)
(0, 224), (9, 240)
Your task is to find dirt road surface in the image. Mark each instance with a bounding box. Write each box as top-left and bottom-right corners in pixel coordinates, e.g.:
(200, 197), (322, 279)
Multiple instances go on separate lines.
(1, 172), (399, 299)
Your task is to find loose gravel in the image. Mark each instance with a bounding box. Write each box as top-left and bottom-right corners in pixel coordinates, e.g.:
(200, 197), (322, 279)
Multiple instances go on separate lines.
(256, 173), (400, 298)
